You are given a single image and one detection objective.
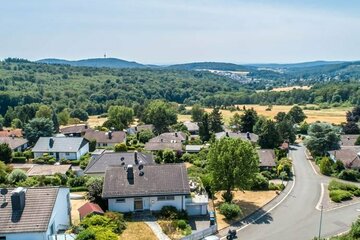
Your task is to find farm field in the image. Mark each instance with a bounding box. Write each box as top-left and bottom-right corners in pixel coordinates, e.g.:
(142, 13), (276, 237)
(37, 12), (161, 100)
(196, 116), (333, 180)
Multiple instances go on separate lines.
(256, 85), (311, 93)
(179, 104), (351, 125)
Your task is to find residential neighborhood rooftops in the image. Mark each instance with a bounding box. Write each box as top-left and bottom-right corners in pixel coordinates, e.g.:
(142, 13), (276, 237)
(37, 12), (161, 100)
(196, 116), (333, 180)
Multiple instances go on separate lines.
(60, 124), (89, 135)
(215, 131), (259, 142)
(0, 137), (28, 150)
(183, 121), (199, 132)
(26, 164), (71, 176)
(257, 149), (276, 167)
(78, 202), (104, 220)
(127, 124), (154, 134)
(329, 148), (360, 169)
(144, 142), (183, 151)
(185, 145), (204, 152)
(149, 132), (187, 143)
(0, 128), (23, 138)
(340, 135), (360, 146)
(102, 164), (190, 198)
(0, 187), (60, 234)
(84, 129), (126, 143)
(84, 152), (154, 174)
(32, 137), (88, 153)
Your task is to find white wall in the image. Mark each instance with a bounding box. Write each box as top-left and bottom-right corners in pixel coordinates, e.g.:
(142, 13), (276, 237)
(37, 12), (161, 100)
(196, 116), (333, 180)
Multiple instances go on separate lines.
(78, 143), (89, 157)
(109, 198), (134, 212)
(1, 232), (47, 240)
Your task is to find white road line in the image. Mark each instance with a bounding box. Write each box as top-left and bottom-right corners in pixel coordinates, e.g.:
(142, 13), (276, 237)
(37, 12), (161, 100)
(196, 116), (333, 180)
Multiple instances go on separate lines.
(306, 153), (319, 176)
(219, 165), (297, 240)
(315, 183), (324, 211)
(325, 200), (360, 212)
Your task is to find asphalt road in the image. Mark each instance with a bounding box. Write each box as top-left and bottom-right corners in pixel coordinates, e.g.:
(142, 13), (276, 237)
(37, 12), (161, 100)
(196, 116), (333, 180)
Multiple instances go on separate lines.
(222, 144), (360, 240)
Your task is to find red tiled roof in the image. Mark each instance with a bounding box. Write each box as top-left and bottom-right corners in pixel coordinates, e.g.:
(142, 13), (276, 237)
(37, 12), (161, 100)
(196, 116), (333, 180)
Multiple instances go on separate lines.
(78, 202), (104, 219)
(0, 129), (23, 137)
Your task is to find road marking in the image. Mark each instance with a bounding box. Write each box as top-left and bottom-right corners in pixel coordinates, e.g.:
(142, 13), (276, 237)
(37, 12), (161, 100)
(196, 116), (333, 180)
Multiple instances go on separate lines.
(219, 164), (297, 240)
(315, 183), (325, 211)
(307, 156), (319, 176)
(325, 200), (360, 212)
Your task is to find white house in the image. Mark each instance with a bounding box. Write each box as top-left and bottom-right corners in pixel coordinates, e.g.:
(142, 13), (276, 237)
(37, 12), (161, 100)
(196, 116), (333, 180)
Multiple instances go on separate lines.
(32, 137), (89, 160)
(102, 164), (208, 216)
(0, 187), (71, 240)
(0, 137), (28, 152)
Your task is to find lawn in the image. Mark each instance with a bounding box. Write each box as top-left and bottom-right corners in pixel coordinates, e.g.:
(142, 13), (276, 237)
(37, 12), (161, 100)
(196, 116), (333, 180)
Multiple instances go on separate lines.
(180, 104), (351, 125)
(256, 85), (311, 93)
(121, 222), (158, 240)
(87, 115), (108, 128)
(214, 190), (278, 230)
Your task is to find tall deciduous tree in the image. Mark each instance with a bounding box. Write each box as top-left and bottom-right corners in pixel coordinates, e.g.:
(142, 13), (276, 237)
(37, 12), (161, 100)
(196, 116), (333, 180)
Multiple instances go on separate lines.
(35, 105), (52, 119)
(208, 138), (259, 202)
(70, 108), (89, 121)
(229, 113), (241, 132)
(253, 116), (267, 135)
(24, 118), (54, 144)
(57, 109), (70, 125)
(304, 122), (340, 156)
(191, 104), (205, 122)
(0, 143), (12, 163)
(199, 113), (211, 142)
(104, 106), (134, 130)
(209, 107), (223, 133)
(52, 111), (60, 133)
(287, 105), (307, 124)
(240, 108), (258, 133)
(276, 119), (296, 144)
(258, 120), (281, 149)
(142, 100), (177, 134)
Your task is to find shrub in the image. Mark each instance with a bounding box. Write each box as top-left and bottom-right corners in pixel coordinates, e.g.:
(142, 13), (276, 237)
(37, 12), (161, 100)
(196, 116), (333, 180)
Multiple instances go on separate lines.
(76, 226), (117, 240)
(219, 203), (242, 220)
(355, 136), (360, 146)
(332, 160), (345, 174)
(251, 173), (269, 190)
(268, 182), (285, 191)
(260, 171), (272, 180)
(104, 212), (127, 234)
(329, 189), (353, 202)
(7, 169), (27, 184)
(68, 176), (88, 187)
(70, 186), (88, 192)
(177, 220), (187, 230)
(114, 143), (127, 152)
(350, 219), (360, 238)
(11, 157), (27, 163)
(159, 206), (188, 220)
(338, 169), (360, 182)
(319, 157), (333, 176)
(328, 180), (359, 192)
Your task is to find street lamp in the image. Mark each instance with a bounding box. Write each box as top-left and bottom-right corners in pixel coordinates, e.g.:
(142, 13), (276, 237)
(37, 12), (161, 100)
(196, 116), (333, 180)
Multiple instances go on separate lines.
(318, 205), (323, 239)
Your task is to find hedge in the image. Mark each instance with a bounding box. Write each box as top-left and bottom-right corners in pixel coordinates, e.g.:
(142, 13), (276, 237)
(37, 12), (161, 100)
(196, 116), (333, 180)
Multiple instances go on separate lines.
(328, 180), (359, 192)
(70, 186), (88, 192)
(11, 157), (27, 163)
(329, 189), (353, 203)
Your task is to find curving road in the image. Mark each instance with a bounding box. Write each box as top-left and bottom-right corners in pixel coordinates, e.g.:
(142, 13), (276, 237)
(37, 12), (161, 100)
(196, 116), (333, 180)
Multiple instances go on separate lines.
(219, 144), (360, 240)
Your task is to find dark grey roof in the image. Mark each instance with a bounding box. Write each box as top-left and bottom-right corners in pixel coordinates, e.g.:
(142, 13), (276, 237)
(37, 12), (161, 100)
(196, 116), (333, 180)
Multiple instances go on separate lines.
(0, 137), (28, 150)
(144, 142), (183, 151)
(60, 124), (89, 134)
(149, 132), (187, 143)
(183, 121), (199, 132)
(27, 164), (71, 176)
(340, 135), (360, 146)
(32, 137), (88, 153)
(257, 149), (276, 167)
(102, 164), (190, 198)
(84, 129), (126, 143)
(215, 131), (259, 142)
(84, 152), (154, 174)
(0, 187), (60, 234)
(329, 148), (360, 169)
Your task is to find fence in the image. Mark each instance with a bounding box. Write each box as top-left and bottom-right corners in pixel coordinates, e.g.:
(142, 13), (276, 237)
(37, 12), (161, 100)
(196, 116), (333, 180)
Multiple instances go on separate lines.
(181, 224), (217, 240)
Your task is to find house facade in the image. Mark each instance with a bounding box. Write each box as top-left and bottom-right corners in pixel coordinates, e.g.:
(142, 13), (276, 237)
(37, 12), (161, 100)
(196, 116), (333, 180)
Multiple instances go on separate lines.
(84, 129), (126, 148)
(0, 187), (71, 240)
(0, 137), (28, 152)
(32, 137), (89, 160)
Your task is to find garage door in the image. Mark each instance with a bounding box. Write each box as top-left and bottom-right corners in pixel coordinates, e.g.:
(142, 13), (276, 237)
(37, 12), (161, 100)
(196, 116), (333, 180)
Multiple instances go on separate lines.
(187, 205), (202, 216)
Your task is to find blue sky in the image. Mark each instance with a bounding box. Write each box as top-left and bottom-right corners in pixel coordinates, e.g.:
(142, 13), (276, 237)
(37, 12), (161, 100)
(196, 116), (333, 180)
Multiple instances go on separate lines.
(1, 0), (360, 64)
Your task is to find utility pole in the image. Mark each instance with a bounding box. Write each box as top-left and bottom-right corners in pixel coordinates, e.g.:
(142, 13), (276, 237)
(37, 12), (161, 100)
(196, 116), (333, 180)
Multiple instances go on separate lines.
(318, 205), (323, 239)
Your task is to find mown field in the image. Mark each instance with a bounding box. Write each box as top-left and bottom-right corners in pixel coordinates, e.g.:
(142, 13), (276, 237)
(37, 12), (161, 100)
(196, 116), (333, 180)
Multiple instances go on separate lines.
(179, 104), (351, 125)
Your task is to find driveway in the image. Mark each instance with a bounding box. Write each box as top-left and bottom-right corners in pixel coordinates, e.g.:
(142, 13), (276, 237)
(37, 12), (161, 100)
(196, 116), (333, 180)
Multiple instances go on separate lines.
(218, 144), (360, 240)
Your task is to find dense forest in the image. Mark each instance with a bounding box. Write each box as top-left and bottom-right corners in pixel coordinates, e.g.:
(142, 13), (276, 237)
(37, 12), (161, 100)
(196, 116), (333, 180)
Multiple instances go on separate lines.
(0, 58), (360, 127)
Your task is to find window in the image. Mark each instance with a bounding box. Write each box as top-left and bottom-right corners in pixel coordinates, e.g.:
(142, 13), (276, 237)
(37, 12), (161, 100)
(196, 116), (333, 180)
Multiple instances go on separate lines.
(116, 198), (125, 203)
(0, 237), (6, 240)
(49, 152), (53, 155)
(157, 196), (175, 201)
(103, 143), (108, 147)
(65, 152), (70, 156)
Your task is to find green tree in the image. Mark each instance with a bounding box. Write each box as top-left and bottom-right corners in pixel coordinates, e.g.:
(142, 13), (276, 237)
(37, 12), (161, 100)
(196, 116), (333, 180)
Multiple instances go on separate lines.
(199, 113), (211, 142)
(298, 121), (309, 134)
(114, 143), (127, 152)
(287, 105), (307, 124)
(162, 149), (175, 163)
(0, 114), (4, 130)
(35, 105), (52, 119)
(57, 109), (70, 125)
(0, 143), (12, 163)
(319, 157), (333, 176)
(209, 107), (223, 133)
(274, 112), (287, 122)
(142, 100), (177, 134)
(24, 118), (54, 144)
(258, 120), (281, 149)
(240, 108), (258, 133)
(138, 130), (155, 143)
(89, 139), (97, 152)
(304, 122), (340, 156)
(355, 135), (360, 145)
(52, 111), (60, 133)
(253, 116), (267, 135)
(229, 113), (242, 132)
(86, 177), (104, 206)
(208, 138), (259, 202)
(8, 169), (27, 184)
(104, 106), (134, 130)
(276, 119), (296, 143)
(70, 108), (89, 121)
(11, 118), (23, 129)
(191, 104), (205, 122)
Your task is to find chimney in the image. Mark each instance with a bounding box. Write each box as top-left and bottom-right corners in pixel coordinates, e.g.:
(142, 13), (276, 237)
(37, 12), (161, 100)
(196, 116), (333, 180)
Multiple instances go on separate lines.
(127, 165), (134, 183)
(226, 132), (229, 137)
(161, 138), (163, 142)
(246, 132), (251, 140)
(85, 124), (88, 129)
(49, 137), (54, 148)
(175, 132), (178, 138)
(11, 187), (26, 211)
(135, 126), (138, 132)
(108, 131), (112, 139)
(134, 151), (138, 165)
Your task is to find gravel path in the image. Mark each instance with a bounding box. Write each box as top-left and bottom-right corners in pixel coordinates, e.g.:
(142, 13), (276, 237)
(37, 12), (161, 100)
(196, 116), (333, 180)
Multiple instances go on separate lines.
(145, 221), (171, 240)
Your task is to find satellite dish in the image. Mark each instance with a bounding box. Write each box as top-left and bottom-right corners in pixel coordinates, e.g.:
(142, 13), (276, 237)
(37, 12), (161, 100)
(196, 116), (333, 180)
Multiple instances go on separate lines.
(121, 157), (125, 161)
(139, 171), (144, 176)
(0, 189), (8, 195)
(138, 164), (144, 170)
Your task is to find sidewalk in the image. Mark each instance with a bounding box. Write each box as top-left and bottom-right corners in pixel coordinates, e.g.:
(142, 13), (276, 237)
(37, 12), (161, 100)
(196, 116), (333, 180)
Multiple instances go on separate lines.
(145, 221), (171, 240)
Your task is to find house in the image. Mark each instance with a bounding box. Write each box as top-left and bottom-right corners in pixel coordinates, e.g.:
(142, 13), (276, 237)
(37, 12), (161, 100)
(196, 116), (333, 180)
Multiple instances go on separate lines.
(26, 164), (71, 177)
(127, 124), (154, 135)
(0, 187), (71, 240)
(183, 121), (199, 135)
(102, 164), (208, 215)
(257, 149), (276, 170)
(0, 129), (23, 138)
(32, 137), (89, 161)
(0, 137), (28, 152)
(340, 135), (360, 147)
(185, 145), (204, 153)
(60, 124), (89, 137)
(328, 148), (360, 169)
(84, 129), (126, 148)
(144, 142), (183, 152)
(215, 131), (259, 143)
(149, 132), (187, 143)
(78, 202), (104, 220)
(84, 151), (154, 176)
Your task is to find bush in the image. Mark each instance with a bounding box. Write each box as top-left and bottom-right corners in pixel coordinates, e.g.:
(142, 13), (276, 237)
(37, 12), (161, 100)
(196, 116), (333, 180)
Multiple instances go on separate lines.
(319, 157), (333, 176)
(70, 186), (88, 192)
(328, 180), (359, 192)
(338, 169), (360, 182)
(11, 157), (27, 163)
(268, 182), (285, 191)
(68, 176), (88, 187)
(7, 169), (27, 184)
(260, 171), (273, 180)
(355, 136), (360, 146)
(219, 203), (242, 220)
(104, 212), (127, 234)
(114, 143), (127, 152)
(329, 189), (353, 202)
(251, 173), (269, 190)
(177, 220), (187, 230)
(159, 206), (188, 220)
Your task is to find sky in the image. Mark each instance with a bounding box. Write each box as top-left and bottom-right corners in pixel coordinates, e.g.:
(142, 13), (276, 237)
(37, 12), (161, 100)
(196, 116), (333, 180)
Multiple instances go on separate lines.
(1, 0), (360, 64)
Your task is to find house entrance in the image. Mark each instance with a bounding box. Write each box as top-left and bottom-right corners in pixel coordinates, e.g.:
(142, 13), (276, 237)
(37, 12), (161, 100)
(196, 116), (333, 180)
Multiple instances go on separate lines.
(134, 198), (143, 211)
